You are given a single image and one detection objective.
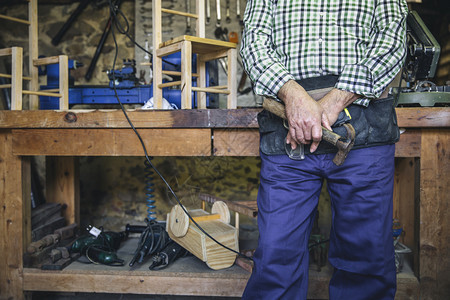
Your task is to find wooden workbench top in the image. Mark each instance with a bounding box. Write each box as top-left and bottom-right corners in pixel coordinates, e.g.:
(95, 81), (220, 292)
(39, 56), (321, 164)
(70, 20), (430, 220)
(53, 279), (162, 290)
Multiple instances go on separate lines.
(0, 107), (448, 129)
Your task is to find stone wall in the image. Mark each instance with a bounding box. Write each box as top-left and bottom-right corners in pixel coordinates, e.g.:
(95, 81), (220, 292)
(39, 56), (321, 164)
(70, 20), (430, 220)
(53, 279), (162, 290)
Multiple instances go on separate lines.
(0, 1), (330, 238)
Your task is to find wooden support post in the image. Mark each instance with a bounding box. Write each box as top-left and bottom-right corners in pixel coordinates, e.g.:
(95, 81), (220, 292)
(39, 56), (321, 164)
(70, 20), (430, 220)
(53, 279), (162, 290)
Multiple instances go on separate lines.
(46, 157), (80, 225)
(393, 157), (419, 275)
(419, 129), (450, 299)
(11, 47), (23, 110)
(197, 55), (207, 109)
(0, 130), (30, 300)
(59, 55), (69, 110)
(29, 0), (39, 110)
(181, 40), (192, 109)
(196, 0), (205, 38)
(227, 48), (237, 109)
(152, 0), (163, 109)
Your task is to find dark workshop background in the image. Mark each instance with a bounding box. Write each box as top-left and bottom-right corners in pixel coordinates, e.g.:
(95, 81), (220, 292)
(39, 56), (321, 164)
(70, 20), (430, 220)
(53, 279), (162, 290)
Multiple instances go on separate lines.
(0, 0), (448, 241)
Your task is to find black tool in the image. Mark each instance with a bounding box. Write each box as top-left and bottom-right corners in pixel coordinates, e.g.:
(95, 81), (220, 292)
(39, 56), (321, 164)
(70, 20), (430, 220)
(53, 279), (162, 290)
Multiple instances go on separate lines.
(129, 220), (170, 267)
(51, 0), (90, 46)
(149, 240), (187, 270)
(85, 0), (123, 81)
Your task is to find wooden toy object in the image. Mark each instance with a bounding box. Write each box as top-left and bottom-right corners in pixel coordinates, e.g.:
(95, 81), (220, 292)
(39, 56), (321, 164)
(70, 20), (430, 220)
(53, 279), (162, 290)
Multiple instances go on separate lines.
(166, 201), (239, 270)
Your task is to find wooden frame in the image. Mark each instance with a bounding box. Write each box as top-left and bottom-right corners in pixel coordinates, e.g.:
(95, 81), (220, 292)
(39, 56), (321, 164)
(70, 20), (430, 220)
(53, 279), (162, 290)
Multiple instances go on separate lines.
(0, 0), (69, 110)
(152, 0), (237, 109)
(0, 107), (448, 299)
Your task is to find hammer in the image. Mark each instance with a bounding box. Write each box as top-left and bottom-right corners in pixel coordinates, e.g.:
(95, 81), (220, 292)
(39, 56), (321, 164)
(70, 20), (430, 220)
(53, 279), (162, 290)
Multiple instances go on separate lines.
(263, 98), (355, 166)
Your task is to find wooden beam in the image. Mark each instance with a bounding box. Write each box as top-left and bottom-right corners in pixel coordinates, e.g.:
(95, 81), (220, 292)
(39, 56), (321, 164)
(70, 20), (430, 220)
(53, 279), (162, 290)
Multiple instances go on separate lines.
(12, 129), (212, 156)
(213, 129), (260, 156)
(227, 48), (237, 109)
(393, 157), (419, 275)
(181, 40), (192, 109)
(0, 108), (445, 129)
(419, 128), (450, 299)
(46, 157), (80, 225)
(29, 0), (39, 109)
(33, 56), (60, 66)
(11, 47), (23, 110)
(395, 129), (421, 157)
(395, 107), (450, 127)
(23, 268), (248, 297)
(0, 48), (13, 56)
(0, 130), (29, 300)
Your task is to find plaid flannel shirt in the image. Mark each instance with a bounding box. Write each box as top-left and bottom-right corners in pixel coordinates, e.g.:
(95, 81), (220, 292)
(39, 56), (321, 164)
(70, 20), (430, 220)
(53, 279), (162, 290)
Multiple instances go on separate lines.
(240, 0), (408, 106)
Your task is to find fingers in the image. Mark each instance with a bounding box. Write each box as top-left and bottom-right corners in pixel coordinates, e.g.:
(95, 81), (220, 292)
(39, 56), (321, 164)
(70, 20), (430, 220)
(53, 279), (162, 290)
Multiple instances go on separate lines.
(286, 131), (298, 150)
(321, 113), (332, 131)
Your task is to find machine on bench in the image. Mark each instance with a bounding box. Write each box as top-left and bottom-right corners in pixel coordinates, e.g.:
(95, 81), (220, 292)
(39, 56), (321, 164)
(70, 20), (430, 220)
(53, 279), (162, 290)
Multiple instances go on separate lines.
(395, 11), (449, 106)
(39, 54), (219, 109)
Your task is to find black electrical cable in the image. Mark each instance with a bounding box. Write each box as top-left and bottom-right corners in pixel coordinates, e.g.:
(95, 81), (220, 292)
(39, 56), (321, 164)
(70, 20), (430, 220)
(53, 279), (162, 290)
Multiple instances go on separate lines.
(107, 0), (252, 261)
(108, 0), (177, 68)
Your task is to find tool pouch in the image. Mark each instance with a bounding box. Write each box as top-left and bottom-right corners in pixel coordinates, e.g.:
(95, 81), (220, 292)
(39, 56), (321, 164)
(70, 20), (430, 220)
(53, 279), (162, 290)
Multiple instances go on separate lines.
(258, 96), (400, 156)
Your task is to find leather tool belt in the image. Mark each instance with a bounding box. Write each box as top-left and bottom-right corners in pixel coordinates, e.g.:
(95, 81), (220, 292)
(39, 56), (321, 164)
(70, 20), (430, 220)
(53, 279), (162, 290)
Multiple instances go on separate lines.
(258, 76), (400, 156)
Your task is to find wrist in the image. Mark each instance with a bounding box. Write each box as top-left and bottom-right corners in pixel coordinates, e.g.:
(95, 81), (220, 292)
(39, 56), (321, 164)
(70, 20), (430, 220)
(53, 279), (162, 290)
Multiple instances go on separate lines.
(278, 80), (310, 105)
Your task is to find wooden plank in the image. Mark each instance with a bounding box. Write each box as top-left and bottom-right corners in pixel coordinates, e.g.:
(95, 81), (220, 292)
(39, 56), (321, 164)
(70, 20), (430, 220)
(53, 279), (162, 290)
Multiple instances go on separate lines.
(0, 109), (260, 129)
(393, 158), (419, 274)
(12, 129), (212, 156)
(46, 157), (79, 225)
(197, 55), (207, 109)
(29, 0), (39, 110)
(196, 0), (205, 38)
(59, 55), (69, 110)
(152, 0), (163, 109)
(395, 129), (421, 157)
(181, 40), (192, 109)
(160, 36), (236, 54)
(0, 48), (13, 56)
(213, 129), (259, 156)
(0, 130), (27, 300)
(23, 269), (248, 297)
(198, 49), (229, 62)
(0, 108), (445, 129)
(33, 56), (60, 66)
(11, 47), (23, 110)
(419, 128), (450, 299)
(227, 48), (237, 109)
(396, 107), (450, 127)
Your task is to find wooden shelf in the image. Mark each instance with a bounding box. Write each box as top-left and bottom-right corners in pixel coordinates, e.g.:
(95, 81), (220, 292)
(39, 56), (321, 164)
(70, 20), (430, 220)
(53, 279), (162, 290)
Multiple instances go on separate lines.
(21, 239), (419, 298)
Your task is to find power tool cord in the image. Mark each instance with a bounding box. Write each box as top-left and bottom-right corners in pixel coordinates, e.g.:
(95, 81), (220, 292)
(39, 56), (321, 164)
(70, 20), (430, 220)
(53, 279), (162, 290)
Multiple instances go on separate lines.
(107, 0), (252, 261)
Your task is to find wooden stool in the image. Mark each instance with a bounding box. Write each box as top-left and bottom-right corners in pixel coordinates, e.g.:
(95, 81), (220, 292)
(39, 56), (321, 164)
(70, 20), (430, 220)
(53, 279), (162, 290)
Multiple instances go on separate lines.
(152, 0), (237, 109)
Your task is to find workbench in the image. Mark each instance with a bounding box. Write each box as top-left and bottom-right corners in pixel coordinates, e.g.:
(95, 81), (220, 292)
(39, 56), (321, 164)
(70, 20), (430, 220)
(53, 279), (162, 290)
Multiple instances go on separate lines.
(0, 107), (449, 299)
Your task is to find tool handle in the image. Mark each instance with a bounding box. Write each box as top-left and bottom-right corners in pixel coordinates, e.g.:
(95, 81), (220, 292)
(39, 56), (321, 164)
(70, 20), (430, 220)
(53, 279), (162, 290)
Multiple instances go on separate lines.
(52, 0), (90, 46)
(262, 98), (342, 145)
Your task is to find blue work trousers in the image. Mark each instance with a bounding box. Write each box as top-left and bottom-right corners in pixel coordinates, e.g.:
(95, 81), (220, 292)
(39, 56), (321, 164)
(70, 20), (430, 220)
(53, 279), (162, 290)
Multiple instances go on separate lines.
(242, 144), (397, 300)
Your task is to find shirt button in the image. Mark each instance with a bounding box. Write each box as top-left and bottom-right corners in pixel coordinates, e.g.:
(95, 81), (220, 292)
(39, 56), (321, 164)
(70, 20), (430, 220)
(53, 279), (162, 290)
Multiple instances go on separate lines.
(318, 38), (323, 43)
(319, 68), (324, 74)
(320, 12), (324, 17)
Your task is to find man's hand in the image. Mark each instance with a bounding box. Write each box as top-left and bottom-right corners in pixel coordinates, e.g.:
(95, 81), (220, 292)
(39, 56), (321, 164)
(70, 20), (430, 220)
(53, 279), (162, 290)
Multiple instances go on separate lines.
(318, 88), (360, 126)
(278, 80), (331, 153)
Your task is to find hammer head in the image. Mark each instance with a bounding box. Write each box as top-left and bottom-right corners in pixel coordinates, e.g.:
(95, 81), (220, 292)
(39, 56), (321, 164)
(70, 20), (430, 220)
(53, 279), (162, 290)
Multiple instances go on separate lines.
(332, 123), (356, 166)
